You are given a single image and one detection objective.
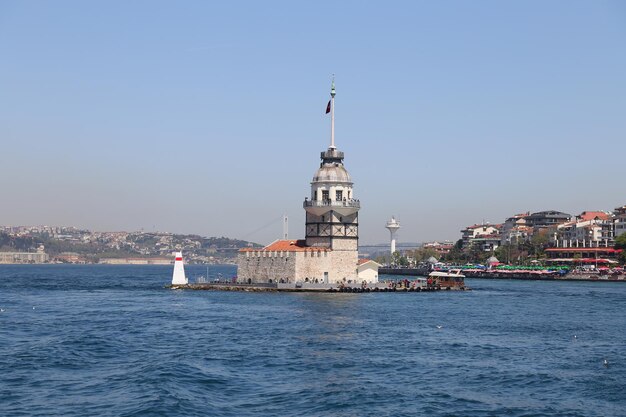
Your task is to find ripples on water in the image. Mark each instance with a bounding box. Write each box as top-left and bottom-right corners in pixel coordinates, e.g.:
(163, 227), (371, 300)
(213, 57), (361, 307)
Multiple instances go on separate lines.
(1, 265), (625, 417)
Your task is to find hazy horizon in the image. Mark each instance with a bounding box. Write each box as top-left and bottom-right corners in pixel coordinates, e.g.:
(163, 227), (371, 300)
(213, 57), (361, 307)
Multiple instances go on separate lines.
(1, 1), (625, 246)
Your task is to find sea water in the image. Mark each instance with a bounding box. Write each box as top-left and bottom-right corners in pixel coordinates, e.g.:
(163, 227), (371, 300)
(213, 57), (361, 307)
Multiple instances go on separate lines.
(1, 265), (625, 417)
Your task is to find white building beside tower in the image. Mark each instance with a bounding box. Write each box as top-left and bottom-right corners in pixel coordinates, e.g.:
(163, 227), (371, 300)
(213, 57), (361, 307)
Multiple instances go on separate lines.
(237, 80), (376, 284)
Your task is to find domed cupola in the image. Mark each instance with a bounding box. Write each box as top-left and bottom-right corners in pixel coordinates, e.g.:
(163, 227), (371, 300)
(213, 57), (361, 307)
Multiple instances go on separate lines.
(312, 149), (352, 184)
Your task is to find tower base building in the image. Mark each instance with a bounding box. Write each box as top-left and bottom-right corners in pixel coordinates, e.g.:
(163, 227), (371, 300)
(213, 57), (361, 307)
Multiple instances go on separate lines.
(238, 239), (364, 284)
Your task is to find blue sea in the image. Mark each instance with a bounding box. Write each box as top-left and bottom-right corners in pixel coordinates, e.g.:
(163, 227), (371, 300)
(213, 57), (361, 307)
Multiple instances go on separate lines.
(1, 265), (625, 417)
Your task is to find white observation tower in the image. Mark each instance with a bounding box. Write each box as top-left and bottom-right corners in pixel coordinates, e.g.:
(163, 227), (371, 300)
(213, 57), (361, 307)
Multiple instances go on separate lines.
(386, 216), (401, 255)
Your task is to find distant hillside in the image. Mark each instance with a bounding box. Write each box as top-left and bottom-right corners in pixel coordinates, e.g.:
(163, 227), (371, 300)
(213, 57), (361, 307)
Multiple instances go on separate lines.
(0, 230), (261, 263)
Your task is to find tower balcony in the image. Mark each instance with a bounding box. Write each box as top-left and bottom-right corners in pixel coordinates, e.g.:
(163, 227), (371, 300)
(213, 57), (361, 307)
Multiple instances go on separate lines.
(303, 199), (360, 216)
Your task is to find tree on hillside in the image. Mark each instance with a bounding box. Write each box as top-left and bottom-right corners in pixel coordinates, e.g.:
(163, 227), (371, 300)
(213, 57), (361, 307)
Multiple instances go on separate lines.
(391, 251), (409, 267)
(615, 233), (626, 250)
(407, 247), (439, 263)
(374, 253), (390, 265)
(442, 239), (466, 264)
(495, 243), (528, 265)
(467, 243), (486, 264)
(524, 229), (550, 259)
(0, 233), (42, 252)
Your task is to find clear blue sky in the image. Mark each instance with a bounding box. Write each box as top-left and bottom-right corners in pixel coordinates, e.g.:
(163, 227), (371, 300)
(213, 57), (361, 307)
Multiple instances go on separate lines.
(1, 1), (625, 244)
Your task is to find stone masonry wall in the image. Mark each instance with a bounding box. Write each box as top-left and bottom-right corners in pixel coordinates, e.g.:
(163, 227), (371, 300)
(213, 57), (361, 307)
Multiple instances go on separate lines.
(237, 248), (359, 284)
(237, 252), (296, 283)
(329, 250), (358, 282)
(294, 251), (332, 282)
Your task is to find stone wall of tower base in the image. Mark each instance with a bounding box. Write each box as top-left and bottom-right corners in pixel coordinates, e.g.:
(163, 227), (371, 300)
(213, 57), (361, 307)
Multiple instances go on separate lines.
(293, 252), (333, 282)
(328, 250), (359, 283)
(237, 250), (359, 284)
(237, 253), (296, 283)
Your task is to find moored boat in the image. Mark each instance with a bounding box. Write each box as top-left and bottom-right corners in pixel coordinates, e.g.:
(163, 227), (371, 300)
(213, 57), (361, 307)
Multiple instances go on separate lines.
(428, 269), (465, 289)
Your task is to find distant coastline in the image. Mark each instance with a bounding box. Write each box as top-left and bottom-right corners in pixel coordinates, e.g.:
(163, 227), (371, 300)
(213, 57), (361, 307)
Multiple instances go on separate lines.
(1, 225), (259, 265)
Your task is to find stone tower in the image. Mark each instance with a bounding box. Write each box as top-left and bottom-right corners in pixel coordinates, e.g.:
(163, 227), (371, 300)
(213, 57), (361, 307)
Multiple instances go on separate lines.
(303, 79), (360, 253)
(238, 78), (367, 284)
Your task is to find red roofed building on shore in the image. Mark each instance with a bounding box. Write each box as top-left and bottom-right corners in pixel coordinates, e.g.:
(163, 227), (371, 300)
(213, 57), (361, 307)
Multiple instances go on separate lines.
(550, 210), (615, 251)
(460, 223), (502, 251)
(237, 81), (377, 285)
(423, 241), (454, 255)
(500, 212), (531, 245)
(544, 247), (622, 264)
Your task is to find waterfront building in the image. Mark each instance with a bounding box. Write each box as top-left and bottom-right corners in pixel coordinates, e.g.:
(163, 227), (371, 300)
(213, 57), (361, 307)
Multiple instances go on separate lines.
(54, 252), (86, 263)
(525, 210), (571, 229)
(500, 212), (530, 245)
(357, 259), (381, 282)
(423, 241), (454, 256)
(0, 251), (49, 264)
(98, 257), (172, 265)
(544, 247), (622, 264)
(460, 224), (501, 251)
(551, 211), (614, 249)
(614, 205), (626, 237)
(237, 81), (375, 285)
(471, 234), (501, 252)
(546, 210), (619, 264)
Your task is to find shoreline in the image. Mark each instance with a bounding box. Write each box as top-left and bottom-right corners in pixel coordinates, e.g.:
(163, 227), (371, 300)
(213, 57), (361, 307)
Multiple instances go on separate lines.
(464, 275), (626, 283)
(169, 282), (468, 293)
(379, 267), (625, 283)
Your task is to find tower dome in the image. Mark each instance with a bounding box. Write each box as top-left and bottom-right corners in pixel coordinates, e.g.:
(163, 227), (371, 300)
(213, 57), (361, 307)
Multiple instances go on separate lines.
(312, 154), (353, 184)
(312, 165), (352, 183)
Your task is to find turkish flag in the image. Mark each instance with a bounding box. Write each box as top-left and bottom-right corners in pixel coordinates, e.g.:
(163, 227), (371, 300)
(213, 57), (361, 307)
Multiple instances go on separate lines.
(325, 100), (331, 114)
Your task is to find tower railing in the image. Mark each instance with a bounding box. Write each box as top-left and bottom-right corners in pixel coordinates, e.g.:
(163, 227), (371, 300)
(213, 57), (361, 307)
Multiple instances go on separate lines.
(303, 199), (360, 209)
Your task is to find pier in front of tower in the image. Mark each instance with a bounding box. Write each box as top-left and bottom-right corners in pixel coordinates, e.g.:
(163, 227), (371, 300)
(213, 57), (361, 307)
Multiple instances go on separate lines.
(170, 280), (467, 292)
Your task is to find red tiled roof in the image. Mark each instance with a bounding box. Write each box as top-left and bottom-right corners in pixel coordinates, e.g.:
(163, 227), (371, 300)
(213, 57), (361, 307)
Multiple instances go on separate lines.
(358, 258), (381, 267)
(578, 211), (610, 221)
(239, 239), (330, 252)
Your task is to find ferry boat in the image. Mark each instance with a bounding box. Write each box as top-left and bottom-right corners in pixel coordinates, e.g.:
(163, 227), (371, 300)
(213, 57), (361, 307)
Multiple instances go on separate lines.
(428, 269), (465, 289)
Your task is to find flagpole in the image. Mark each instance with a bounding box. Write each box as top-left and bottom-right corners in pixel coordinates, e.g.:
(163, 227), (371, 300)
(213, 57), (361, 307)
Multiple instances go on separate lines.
(330, 76), (336, 149)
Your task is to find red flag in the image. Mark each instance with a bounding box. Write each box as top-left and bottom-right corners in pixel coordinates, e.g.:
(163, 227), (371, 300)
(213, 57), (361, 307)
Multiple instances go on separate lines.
(325, 100), (331, 114)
